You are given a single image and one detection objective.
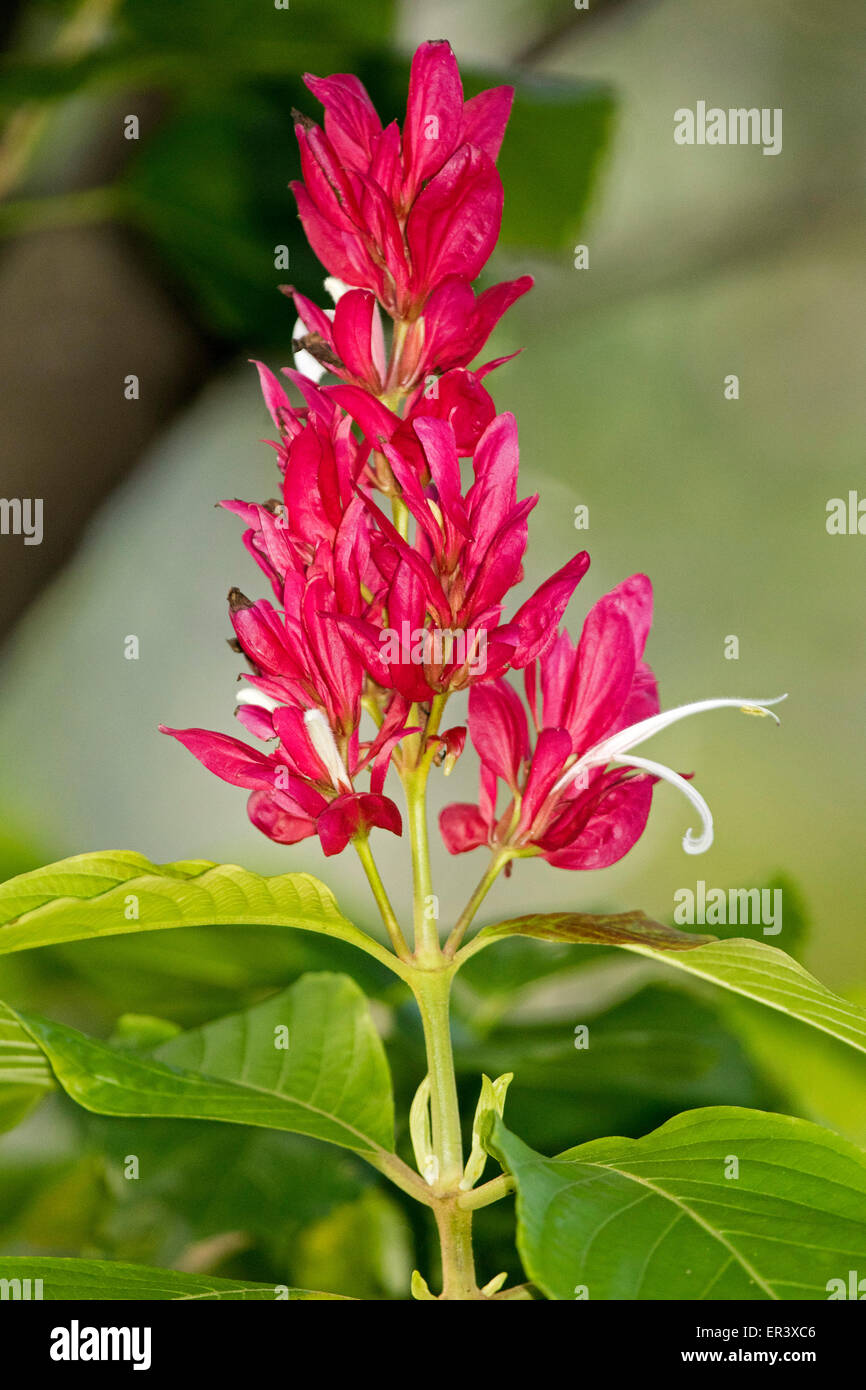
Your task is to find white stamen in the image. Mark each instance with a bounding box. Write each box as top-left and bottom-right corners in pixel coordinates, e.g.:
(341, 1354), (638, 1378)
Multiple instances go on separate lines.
(553, 694), (787, 856)
(235, 689), (280, 712)
(583, 695), (787, 771)
(303, 708), (352, 791)
(611, 753), (714, 854)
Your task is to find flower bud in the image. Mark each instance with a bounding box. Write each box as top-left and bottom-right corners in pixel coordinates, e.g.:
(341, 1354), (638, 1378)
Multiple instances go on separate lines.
(459, 1071), (513, 1191)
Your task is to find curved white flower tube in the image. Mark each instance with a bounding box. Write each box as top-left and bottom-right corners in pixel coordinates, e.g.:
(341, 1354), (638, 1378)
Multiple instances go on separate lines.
(610, 753), (714, 854)
(553, 695), (788, 855)
(303, 708), (353, 792)
(235, 688), (279, 713)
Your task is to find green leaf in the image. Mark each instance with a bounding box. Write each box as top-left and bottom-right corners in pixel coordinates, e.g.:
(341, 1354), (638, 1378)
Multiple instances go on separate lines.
(292, 1189), (413, 1300)
(0, 851), (388, 965)
(0, 999), (54, 1132)
(109, 1013), (183, 1049)
(0, 1256), (349, 1299)
(120, 84), (321, 344)
(120, 0), (395, 51)
(487, 1107), (866, 1301)
(12, 973), (395, 1156)
(469, 915), (866, 1054)
(459, 985), (763, 1100)
(720, 995), (866, 1147)
(88, 1120), (373, 1262)
(0, 0), (395, 108)
(490, 77), (615, 250)
(39, 923), (395, 1030)
(453, 983), (768, 1157)
(469, 908), (714, 953)
(625, 937), (866, 1054)
(11, 1156), (108, 1252)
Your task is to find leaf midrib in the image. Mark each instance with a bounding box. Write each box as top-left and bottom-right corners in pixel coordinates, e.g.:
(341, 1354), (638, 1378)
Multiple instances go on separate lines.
(40, 1029), (390, 1156)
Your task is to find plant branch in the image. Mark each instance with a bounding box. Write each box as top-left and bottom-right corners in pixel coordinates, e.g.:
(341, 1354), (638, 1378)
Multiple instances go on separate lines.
(366, 1148), (437, 1207)
(432, 1199), (479, 1299)
(411, 970), (462, 1187)
(353, 834), (410, 960)
(404, 766), (439, 962)
(411, 968), (483, 1298)
(457, 1171), (515, 1211)
(444, 847), (514, 956)
(401, 695), (448, 962)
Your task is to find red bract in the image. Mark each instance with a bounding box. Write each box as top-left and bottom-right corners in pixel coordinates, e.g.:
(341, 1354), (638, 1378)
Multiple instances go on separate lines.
(288, 279), (521, 411)
(441, 573), (786, 869)
(161, 363), (411, 854)
(329, 348), (507, 463)
(440, 575), (659, 868)
(291, 39), (532, 389)
(398, 275), (531, 384)
(331, 412), (590, 699)
(163, 38), (785, 872)
(224, 363), (383, 602)
(288, 285), (387, 394)
(160, 709), (404, 857)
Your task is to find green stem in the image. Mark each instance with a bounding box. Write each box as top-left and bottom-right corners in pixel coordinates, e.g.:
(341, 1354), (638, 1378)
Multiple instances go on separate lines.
(412, 969), (481, 1298)
(404, 768), (439, 963)
(391, 494), (409, 539)
(402, 695), (447, 962)
(367, 1149), (436, 1207)
(444, 847), (514, 956)
(457, 1172), (515, 1211)
(432, 1199), (479, 1299)
(353, 834), (409, 960)
(412, 971), (462, 1187)
(384, 316), (411, 396)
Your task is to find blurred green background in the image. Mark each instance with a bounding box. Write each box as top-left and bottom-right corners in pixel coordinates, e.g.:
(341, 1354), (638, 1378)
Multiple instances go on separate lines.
(0, 0), (863, 1297)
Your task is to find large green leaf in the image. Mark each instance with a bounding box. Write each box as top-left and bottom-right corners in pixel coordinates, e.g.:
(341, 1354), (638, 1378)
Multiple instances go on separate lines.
(467, 915), (866, 1054)
(487, 1107), (866, 1301)
(720, 994), (866, 1147)
(491, 77), (614, 250)
(120, 0), (395, 51)
(468, 908), (713, 953)
(12, 973), (395, 1156)
(0, 1256), (348, 1300)
(0, 851), (387, 964)
(626, 937), (866, 1054)
(455, 984), (768, 1158)
(0, 999), (54, 1132)
(25, 920), (395, 1031)
(88, 1119), (373, 1265)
